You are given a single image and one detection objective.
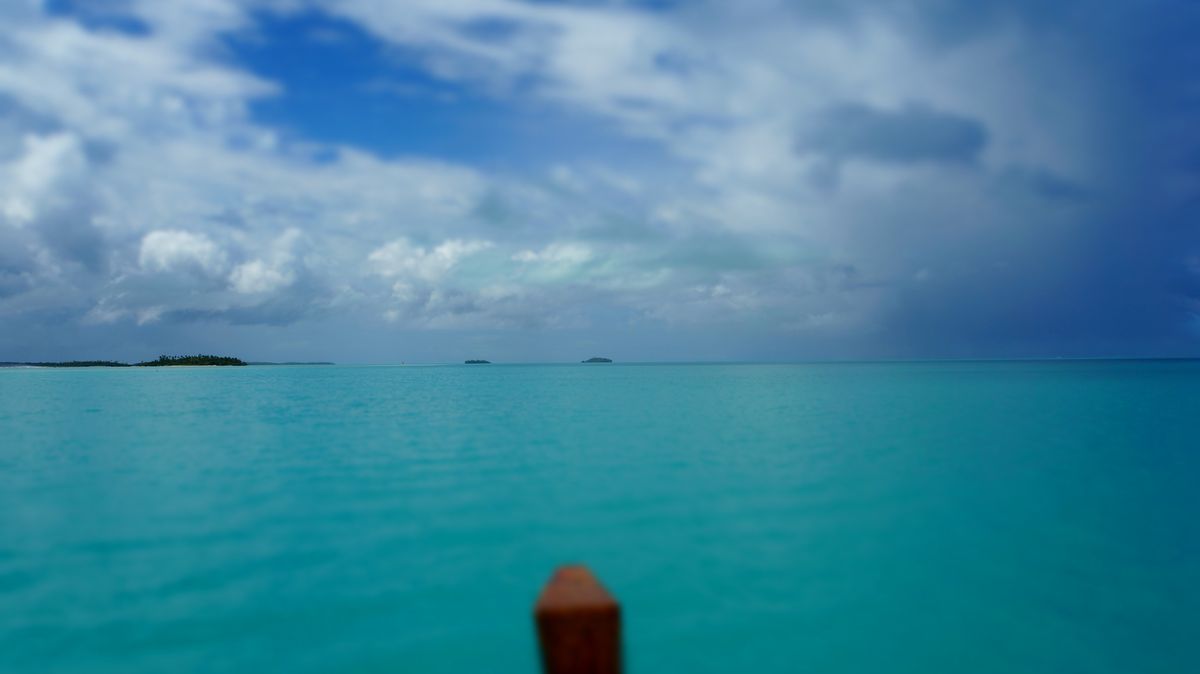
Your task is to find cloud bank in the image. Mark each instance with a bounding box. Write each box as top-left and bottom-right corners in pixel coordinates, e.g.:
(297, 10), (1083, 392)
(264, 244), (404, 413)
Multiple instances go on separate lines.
(0, 0), (1195, 361)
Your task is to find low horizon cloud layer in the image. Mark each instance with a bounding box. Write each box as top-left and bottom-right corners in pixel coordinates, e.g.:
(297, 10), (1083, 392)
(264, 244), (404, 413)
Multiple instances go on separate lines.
(1, 0), (1197, 362)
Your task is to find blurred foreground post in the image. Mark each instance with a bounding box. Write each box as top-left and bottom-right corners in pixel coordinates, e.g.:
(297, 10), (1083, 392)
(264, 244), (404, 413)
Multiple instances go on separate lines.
(534, 565), (621, 674)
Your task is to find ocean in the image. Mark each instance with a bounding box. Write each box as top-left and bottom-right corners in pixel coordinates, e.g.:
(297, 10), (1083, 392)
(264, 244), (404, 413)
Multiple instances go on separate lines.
(1, 362), (1196, 673)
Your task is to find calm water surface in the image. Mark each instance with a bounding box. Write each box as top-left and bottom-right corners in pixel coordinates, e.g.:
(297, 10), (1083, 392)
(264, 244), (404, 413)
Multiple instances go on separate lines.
(1, 362), (1197, 673)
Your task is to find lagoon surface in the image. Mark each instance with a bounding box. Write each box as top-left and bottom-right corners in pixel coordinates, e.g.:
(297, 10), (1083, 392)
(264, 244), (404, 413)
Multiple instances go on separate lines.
(1, 362), (1197, 673)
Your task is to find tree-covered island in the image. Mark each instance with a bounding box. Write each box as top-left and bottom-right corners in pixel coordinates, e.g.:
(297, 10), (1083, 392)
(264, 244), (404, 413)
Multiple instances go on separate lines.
(136, 355), (246, 366)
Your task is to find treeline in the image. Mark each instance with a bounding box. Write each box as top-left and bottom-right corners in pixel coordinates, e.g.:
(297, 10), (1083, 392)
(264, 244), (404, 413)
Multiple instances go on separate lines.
(137, 355), (246, 367)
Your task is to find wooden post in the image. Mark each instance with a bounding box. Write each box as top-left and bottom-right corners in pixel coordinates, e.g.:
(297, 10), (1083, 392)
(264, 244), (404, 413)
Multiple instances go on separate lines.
(534, 565), (621, 674)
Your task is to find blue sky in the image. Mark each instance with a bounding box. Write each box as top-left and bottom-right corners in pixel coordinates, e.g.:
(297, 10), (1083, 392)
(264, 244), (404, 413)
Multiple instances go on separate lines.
(0, 0), (1197, 362)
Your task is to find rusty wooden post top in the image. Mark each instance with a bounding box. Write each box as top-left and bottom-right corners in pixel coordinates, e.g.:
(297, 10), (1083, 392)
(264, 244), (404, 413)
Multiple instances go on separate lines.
(535, 565), (618, 615)
(534, 565), (621, 674)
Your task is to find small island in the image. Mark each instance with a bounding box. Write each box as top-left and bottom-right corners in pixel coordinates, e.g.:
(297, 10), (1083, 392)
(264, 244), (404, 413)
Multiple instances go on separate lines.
(582, 357), (613, 363)
(465, 359), (491, 364)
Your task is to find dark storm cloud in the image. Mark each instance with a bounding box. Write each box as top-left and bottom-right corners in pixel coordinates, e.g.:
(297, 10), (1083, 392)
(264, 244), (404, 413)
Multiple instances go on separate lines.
(0, 229), (35, 298)
(36, 195), (108, 273)
(800, 103), (986, 165)
(767, 0), (1200, 358)
(997, 168), (1088, 203)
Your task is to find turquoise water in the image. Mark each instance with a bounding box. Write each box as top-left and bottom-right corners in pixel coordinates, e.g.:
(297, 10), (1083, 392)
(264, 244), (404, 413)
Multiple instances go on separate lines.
(1, 362), (1197, 673)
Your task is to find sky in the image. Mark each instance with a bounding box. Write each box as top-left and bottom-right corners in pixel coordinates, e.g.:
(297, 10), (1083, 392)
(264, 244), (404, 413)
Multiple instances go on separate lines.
(0, 0), (1197, 363)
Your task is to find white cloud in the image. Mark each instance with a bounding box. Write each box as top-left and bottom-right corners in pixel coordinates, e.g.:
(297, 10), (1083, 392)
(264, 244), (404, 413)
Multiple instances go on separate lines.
(369, 238), (492, 282)
(229, 260), (292, 294)
(228, 228), (303, 294)
(512, 242), (590, 266)
(512, 242), (595, 282)
(139, 230), (226, 274)
(1, 132), (87, 227)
